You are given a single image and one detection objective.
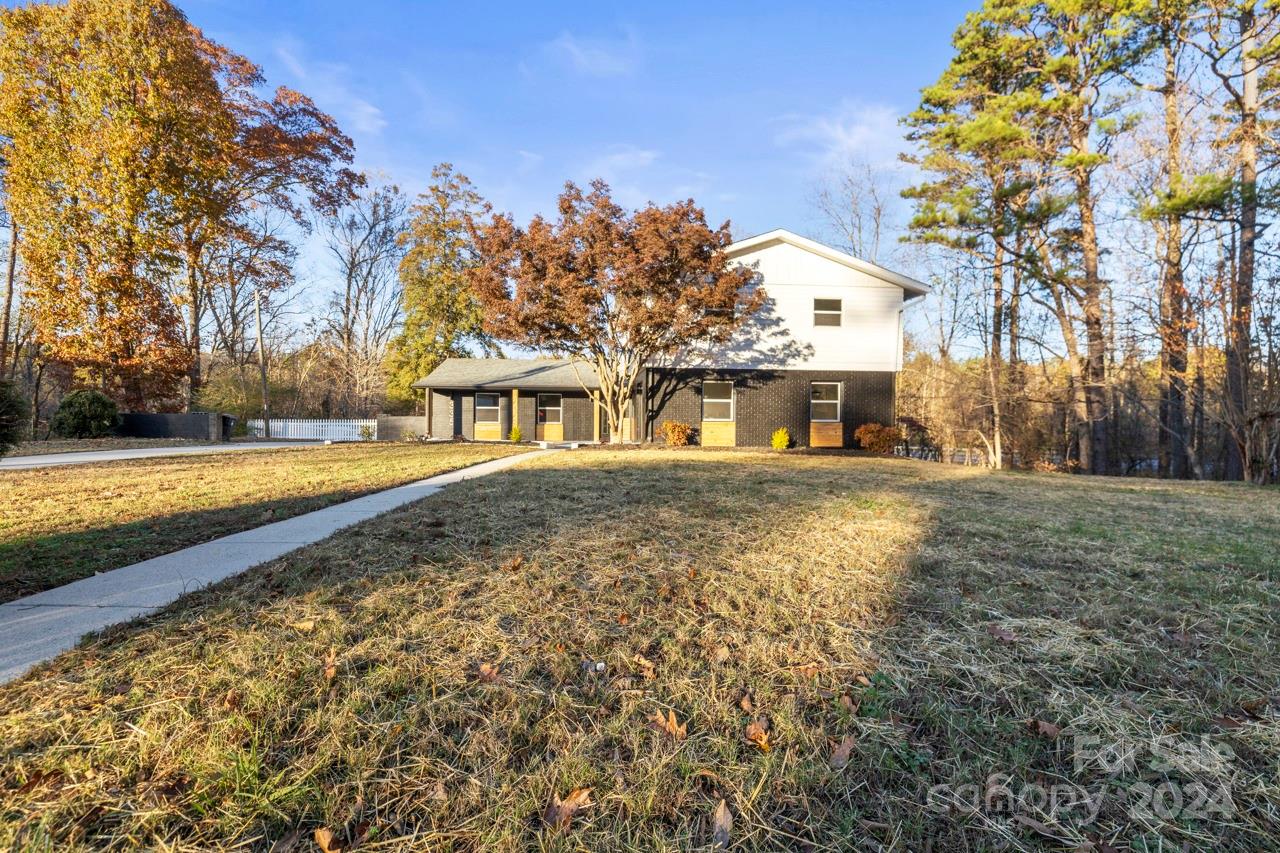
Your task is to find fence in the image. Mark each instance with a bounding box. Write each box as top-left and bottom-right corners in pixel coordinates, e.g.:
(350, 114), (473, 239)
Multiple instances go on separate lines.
(246, 418), (377, 441)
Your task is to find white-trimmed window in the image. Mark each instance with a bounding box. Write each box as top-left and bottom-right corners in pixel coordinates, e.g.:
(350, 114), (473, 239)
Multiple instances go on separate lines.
(810, 382), (841, 422)
(475, 392), (500, 423)
(537, 393), (562, 424)
(814, 298), (842, 327)
(702, 381), (734, 421)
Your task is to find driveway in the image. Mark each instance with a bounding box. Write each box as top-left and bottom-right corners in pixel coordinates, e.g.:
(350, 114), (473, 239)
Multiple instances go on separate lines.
(0, 441), (325, 471)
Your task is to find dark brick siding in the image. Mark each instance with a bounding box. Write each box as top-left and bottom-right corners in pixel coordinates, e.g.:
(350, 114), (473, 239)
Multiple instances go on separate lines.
(645, 368), (895, 448)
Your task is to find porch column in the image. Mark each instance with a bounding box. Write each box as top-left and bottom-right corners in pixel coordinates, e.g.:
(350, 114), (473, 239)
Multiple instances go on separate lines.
(593, 398), (601, 443)
(511, 388), (519, 439)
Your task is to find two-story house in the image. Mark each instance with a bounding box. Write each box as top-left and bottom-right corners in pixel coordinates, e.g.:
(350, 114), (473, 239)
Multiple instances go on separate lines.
(413, 229), (929, 448)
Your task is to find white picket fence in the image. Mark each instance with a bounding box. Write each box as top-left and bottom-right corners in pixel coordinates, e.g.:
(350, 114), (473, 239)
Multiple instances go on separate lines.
(246, 418), (377, 441)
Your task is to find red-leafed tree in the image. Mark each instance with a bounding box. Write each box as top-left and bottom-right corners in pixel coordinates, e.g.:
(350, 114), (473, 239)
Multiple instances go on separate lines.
(468, 180), (763, 443)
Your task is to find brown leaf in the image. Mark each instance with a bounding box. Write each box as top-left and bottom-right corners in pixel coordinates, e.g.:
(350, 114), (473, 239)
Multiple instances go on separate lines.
(986, 624), (1016, 644)
(745, 719), (772, 753)
(633, 653), (656, 680)
(711, 798), (732, 849)
(478, 662), (500, 683)
(543, 786), (592, 832)
(1240, 696), (1274, 717)
(829, 734), (856, 770)
(617, 612), (630, 626)
(268, 828), (304, 853)
(322, 648), (337, 682)
(796, 663), (820, 680)
(738, 691), (754, 714)
(1028, 718), (1062, 739)
(289, 619), (316, 633)
(839, 694), (858, 714)
(502, 554), (525, 571)
(647, 709), (688, 740)
(313, 827), (342, 853)
(854, 674), (872, 687)
(429, 779), (447, 801)
(711, 645), (731, 664)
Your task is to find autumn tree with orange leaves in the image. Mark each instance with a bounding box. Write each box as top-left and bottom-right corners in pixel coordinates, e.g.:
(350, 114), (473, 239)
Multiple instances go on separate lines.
(469, 181), (763, 443)
(0, 0), (355, 410)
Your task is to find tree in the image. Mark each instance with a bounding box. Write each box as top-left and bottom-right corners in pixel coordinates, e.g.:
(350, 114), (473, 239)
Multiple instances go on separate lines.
(385, 163), (497, 410)
(469, 180), (764, 443)
(321, 181), (408, 416)
(812, 159), (894, 263)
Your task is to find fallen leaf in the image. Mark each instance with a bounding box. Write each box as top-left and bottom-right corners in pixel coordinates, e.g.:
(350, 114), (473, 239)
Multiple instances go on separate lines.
(687, 567), (698, 580)
(711, 645), (731, 664)
(322, 648), (337, 682)
(633, 653), (656, 680)
(502, 554), (525, 571)
(829, 735), (856, 770)
(543, 786), (592, 831)
(429, 779), (447, 801)
(986, 624), (1016, 644)
(647, 709), (688, 740)
(839, 694), (858, 714)
(268, 828), (304, 853)
(1028, 718), (1062, 739)
(797, 663), (820, 679)
(1212, 714), (1245, 730)
(313, 827), (342, 853)
(711, 798), (732, 849)
(745, 719), (772, 753)
(855, 674), (873, 688)
(289, 619), (316, 633)
(617, 612), (630, 626)
(739, 692), (754, 714)
(478, 662), (500, 683)
(1240, 696), (1274, 717)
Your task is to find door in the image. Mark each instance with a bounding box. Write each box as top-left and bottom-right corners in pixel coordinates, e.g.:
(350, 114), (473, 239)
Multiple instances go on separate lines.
(536, 393), (563, 442)
(809, 381), (843, 447)
(700, 380), (735, 447)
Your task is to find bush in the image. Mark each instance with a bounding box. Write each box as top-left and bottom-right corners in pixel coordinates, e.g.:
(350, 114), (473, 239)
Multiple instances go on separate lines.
(854, 422), (899, 454)
(358, 423), (375, 442)
(658, 420), (693, 447)
(0, 380), (29, 456)
(508, 425), (522, 442)
(51, 389), (119, 439)
(770, 426), (791, 451)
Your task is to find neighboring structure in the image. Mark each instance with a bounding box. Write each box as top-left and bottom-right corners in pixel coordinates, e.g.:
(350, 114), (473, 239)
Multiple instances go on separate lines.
(414, 229), (929, 448)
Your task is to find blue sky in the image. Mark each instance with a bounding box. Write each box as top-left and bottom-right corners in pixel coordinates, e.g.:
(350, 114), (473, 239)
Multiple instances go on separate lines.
(185, 0), (967, 247)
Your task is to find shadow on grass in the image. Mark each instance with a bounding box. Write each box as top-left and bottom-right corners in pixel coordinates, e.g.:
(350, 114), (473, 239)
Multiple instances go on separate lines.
(1, 453), (1277, 851)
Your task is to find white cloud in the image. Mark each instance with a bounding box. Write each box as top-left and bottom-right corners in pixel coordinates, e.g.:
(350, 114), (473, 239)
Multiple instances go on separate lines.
(773, 100), (907, 172)
(516, 149), (544, 175)
(400, 72), (457, 130)
(274, 37), (387, 137)
(541, 29), (641, 78)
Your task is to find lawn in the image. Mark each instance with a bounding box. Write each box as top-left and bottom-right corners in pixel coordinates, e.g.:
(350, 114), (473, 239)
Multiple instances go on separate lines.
(0, 442), (524, 602)
(0, 450), (1276, 851)
(8, 437), (208, 456)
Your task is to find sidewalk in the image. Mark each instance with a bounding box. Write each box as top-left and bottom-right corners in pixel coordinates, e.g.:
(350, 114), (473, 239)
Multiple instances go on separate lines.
(0, 441), (325, 471)
(0, 450), (555, 682)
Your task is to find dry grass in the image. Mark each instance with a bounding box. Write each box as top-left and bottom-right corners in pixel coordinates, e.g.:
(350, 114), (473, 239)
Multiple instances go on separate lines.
(8, 437), (208, 457)
(0, 442), (523, 602)
(0, 451), (1276, 851)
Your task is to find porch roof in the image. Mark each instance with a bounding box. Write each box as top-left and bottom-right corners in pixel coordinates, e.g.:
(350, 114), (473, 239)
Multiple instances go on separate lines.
(413, 357), (600, 391)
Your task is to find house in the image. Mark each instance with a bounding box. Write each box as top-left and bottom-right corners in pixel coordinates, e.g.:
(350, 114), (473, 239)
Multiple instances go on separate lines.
(413, 229), (929, 448)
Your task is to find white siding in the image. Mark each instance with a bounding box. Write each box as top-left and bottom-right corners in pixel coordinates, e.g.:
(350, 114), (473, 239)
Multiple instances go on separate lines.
(674, 239), (907, 372)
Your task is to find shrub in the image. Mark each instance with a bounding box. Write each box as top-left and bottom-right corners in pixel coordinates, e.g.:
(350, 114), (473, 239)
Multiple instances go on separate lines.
(51, 389), (119, 439)
(0, 380), (28, 456)
(854, 422), (899, 454)
(658, 420), (693, 447)
(358, 423), (375, 442)
(508, 425), (522, 442)
(770, 426), (791, 451)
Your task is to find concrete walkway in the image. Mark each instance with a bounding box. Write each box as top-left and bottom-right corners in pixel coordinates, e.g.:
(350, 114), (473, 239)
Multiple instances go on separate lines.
(0, 441), (326, 471)
(0, 450), (555, 682)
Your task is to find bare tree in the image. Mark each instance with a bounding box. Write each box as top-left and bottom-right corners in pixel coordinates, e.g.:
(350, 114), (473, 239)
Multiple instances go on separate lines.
(321, 181), (408, 416)
(811, 158), (894, 263)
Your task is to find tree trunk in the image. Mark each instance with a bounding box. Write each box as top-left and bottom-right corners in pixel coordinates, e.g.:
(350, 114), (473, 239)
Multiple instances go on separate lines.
(184, 249), (203, 412)
(989, 222), (1005, 469)
(1225, 6), (1258, 481)
(1075, 162), (1110, 475)
(1158, 38), (1190, 480)
(254, 287), (271, 439)
(0, 224), (16, 377)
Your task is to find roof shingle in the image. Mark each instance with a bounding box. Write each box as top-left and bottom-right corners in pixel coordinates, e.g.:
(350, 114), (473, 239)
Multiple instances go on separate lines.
(412, 358), (599, 390)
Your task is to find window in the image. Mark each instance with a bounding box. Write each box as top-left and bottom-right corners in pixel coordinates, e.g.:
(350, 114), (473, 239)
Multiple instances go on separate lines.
(814, 298), (842, 327)
(810, 382), (841, 422)
(475, 392), (500, 423)
(537, 393), (562, 424)
(702, 381), (734, 421)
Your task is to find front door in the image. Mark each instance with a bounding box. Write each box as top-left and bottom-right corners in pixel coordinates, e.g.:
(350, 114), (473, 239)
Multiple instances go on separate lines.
(537, 393), (564, 442)
(809, 381), (843, 447)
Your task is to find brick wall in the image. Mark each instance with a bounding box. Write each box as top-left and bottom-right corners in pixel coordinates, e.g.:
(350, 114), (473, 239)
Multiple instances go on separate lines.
(646, 368), (895, 448)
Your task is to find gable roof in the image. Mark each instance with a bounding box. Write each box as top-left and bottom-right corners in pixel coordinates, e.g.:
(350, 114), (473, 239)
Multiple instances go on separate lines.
(726, 228), (931, 299)
(412, 357), (599, 390)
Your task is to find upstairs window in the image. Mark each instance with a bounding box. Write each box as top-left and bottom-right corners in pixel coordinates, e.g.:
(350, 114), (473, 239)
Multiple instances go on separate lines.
(810, 382), (841, 422)
(814, 298), (842, 327)
(702, 381), (735, 421)
(475, 392), (500, 423)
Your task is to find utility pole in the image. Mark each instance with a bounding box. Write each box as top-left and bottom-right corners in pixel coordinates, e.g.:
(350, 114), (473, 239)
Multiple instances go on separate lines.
(254, 286), (271, 439)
